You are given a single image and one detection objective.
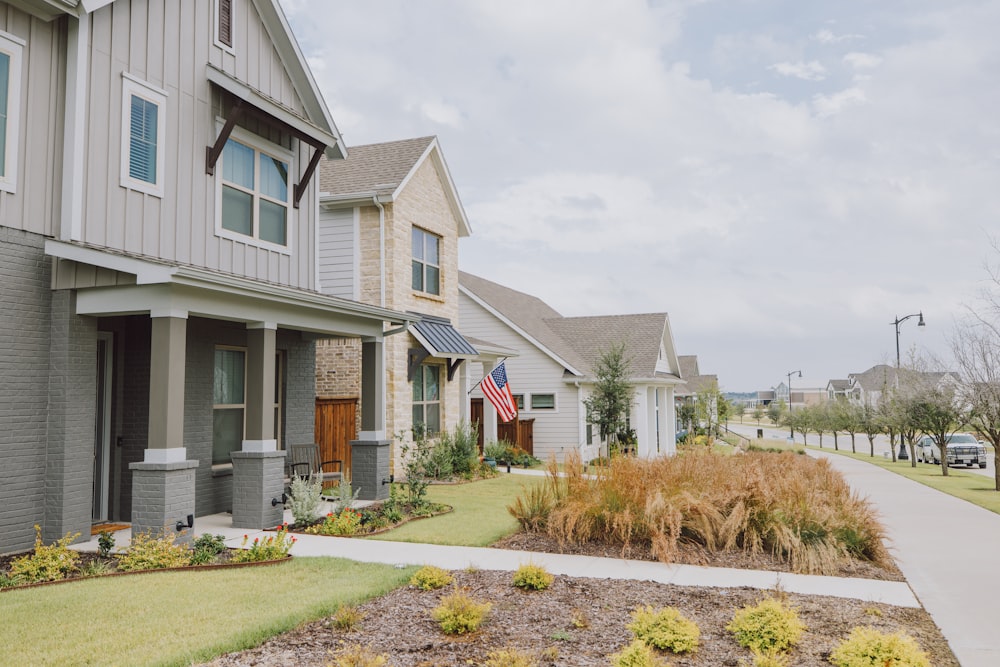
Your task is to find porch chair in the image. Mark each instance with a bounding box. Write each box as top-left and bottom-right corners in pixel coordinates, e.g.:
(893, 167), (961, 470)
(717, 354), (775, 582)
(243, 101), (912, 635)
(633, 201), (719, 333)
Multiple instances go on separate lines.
(287, 443), (343, 485)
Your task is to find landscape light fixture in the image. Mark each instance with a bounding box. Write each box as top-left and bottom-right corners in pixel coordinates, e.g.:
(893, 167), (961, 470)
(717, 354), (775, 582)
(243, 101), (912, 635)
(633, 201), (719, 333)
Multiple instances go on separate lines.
(891, 311), (925, 459)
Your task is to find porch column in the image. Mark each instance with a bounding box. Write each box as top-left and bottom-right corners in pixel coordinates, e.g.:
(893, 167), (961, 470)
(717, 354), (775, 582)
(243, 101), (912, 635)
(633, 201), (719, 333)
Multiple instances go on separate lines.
(664, 387), (677, 456)
(130, 314), (197, 542)
(351, 337), (390, 501)
(232, 322), (285, 529)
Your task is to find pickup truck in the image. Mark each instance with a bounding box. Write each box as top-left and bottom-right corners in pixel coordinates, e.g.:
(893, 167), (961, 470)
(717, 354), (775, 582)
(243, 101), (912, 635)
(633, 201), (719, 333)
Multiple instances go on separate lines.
(915, 433), (988, 468)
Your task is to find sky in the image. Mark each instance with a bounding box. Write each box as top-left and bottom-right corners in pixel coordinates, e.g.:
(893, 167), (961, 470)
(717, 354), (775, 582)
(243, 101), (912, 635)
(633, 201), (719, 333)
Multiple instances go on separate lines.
(281, 0), (1000, 392)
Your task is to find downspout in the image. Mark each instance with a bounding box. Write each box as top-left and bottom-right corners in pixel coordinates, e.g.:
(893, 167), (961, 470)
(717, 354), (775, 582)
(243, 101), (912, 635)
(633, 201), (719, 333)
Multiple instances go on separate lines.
(373, 195), (386, 309)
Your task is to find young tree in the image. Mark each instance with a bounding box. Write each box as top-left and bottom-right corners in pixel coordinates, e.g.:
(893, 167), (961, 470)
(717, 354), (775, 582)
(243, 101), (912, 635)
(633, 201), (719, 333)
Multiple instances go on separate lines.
(859, 402), (882, 457)
(952, 324), (1000, 490)
(583, 341), (634, 458)
(909, 380), (968, 477)
(766, 399), (785, 426)
(752, 405), (764, 423)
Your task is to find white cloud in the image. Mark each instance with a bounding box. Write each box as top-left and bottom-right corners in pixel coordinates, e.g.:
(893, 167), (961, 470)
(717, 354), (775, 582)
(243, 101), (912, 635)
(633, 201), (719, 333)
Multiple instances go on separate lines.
(812, 87), (867, 117)
(768, 60), (827, 81)
(843, 52), (882, 70)
(813, 29), (864, 44)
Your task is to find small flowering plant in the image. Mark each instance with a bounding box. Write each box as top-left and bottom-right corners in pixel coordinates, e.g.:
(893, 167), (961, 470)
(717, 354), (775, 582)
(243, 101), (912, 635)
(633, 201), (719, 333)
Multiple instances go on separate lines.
(307, 508), (364, 536)
(231, 524), (296, 563)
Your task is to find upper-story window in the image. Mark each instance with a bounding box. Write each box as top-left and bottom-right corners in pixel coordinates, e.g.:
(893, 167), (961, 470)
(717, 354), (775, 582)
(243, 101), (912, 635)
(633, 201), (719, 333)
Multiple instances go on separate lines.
(120, 74), (167, 198)
(412, 227), (441, 295)
(218, 130), (292, 250)
(214, 0), (235, 53)
(0, 31), (24, 194)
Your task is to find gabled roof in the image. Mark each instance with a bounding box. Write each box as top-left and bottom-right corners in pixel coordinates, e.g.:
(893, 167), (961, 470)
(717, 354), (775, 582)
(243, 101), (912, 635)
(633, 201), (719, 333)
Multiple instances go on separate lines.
(828, 379), (851, 390)
(849, 364), (898, 392)
(459, 271), (681, 383)
(678, 355), (700, 379)
(320, 136), (471, 236)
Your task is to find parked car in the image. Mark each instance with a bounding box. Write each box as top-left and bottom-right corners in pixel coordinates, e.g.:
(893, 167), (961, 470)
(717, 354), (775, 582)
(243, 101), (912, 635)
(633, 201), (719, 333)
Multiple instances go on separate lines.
(916, 433), (988, 468)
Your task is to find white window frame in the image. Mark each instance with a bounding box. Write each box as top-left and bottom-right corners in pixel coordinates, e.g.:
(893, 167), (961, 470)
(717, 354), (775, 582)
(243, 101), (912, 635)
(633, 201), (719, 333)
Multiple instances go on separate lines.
(119, 73), (167, 198)
(0, 31), (25, 194)
(212, 345), (246, 469)
(214, 0), (236, 54)
(214, 124), (295, 254)
(212, 346), (285, 469)
(529, 393), (557, 411)
(411, 226), (442, 295)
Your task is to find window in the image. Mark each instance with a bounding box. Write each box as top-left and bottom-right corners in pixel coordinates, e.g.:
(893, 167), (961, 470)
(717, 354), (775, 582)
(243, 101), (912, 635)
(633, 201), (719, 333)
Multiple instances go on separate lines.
(411, 227), (441, 295)
(213, 347), (245, 465)
(512, 394), (525, 411)
(0, 31), (24, 194)
(412, 363), (441, 434)
(218, 132), (292, 249)
(530, 394), (556, 410)
(215, 0), (234, 52)
(212, 347), (284, 465)
(120, 74), (167, 197)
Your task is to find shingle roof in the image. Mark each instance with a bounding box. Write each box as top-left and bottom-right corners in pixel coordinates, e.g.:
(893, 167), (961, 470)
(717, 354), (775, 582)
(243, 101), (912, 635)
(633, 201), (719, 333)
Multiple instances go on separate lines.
(678, 355), (700, 379)
(849, 364), (898, 392)
(459, 271), (675, 380)
(319, 136), (436, 197)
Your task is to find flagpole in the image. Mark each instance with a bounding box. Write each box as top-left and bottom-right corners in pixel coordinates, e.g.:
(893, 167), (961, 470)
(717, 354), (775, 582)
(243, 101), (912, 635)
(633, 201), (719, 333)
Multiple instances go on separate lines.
(467, 357), (508, 395)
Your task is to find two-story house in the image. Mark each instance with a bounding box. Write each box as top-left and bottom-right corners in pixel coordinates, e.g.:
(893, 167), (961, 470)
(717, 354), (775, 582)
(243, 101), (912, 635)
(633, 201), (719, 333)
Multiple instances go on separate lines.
(314, 136), (500, 474)
(0, 0), (412, 554)
(459, 271), (683, 463)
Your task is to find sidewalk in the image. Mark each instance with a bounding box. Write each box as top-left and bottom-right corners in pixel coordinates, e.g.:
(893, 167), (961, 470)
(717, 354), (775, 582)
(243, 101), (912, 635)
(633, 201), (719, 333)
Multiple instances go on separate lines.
(808, 449), (1000, 667)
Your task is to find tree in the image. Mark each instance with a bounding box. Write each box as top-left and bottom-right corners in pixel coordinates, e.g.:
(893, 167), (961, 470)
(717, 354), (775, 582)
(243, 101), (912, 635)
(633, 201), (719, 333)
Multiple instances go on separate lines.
(583, 341), (634, 458)
(752, 405), (764, 423)
(952, 323), (1000, 490)
(677, 403), (697, 435)
(859, 402), (882, 457)
(767, 400), (786, 427)
(909, 379), (968, 477)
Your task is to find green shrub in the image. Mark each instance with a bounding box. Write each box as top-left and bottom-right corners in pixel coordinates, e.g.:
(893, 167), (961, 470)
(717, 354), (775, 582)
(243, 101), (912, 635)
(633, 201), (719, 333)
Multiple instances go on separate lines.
(288, 473), (325, 527)
(329, 643), (388, 667)
(431, 590), (491, 634)
(7, 526), (82, 583)
(829, 627), (930, 667)
(483, 648), (538, 667)
(332, 604), (365, 632)
(747, 649), (790, 666)
(512, 563), (554, 591)
(80, 559), (114, 577)
(231, 525), (296, 563)
(325, 475), (362, 514)
(409, 565), (454, 591)
(189, 533), (228, 565)
(628, 605), (700, 653)
(483, 441), (509, 461)
(308, 508), (364, 536)
(609, 639), (670, 667)
(116, 531), (191, 571)
(97, 530), (116, 557)
(726, 597), (805, 655)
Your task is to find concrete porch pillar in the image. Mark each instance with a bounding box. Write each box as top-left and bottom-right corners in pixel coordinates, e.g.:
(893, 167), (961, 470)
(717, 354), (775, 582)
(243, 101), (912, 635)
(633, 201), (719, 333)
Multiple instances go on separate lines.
(232, 322), (285, 529)
(130, 314), (197, 542)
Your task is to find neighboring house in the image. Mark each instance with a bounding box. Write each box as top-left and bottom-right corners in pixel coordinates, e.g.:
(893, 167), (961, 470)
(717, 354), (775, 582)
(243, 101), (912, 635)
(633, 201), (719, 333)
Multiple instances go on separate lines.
(0, 0), (413, 554)
(459, 272), (683, 462)
(315, 136), (496, 473)
(675, 355), (719, 428)
(827, 379), (851, 401)
(773, 379), (827, 409)
(846, 364), (960, 407)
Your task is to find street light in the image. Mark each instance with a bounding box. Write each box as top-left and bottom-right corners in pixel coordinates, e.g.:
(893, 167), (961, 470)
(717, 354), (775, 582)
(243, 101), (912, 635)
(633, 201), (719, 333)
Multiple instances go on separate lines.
(786, 369), (801, 438)
(891, 311), (925, 459)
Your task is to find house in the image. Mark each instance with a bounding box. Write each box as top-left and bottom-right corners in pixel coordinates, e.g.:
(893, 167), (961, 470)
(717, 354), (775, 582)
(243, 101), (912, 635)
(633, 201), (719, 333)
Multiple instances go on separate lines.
(827, 379), (851, 401)
(458, 272), (683, 462)
(846, 364), (960, 407)
(0, 0), (413, 554)
(674, 355), (719, 428)
(313, 136), (500, 473)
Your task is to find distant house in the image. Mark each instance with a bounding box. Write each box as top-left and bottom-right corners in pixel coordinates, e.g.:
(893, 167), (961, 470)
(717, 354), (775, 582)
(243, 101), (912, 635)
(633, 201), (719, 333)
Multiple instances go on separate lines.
(315, 136), (503, 477)
(846, 364), (960, 407)
(827, 379), (851, 401)
(459, 272), (683, 462)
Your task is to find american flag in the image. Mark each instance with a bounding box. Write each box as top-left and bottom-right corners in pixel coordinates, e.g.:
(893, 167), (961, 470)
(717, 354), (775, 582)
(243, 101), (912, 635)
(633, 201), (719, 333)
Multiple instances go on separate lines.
(481, 362), (518, 423)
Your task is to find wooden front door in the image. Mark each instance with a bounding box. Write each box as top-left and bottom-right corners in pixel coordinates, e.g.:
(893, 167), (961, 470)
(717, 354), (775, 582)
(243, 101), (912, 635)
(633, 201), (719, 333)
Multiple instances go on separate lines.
(471, 398), (484, 452)
(315, 398), (357, 476)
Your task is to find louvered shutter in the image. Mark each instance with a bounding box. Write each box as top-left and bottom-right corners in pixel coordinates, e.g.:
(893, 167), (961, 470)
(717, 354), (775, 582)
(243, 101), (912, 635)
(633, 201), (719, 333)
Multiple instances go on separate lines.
(218, 0), (233, 47)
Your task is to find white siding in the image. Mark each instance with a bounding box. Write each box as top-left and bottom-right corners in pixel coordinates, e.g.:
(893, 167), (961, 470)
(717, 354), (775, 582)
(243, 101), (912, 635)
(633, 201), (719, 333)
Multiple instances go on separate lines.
(0, 8), (62, 237)
(317, 207), (357, 299)
(460, 293), (583, 462)
(78, 0), (318, 290)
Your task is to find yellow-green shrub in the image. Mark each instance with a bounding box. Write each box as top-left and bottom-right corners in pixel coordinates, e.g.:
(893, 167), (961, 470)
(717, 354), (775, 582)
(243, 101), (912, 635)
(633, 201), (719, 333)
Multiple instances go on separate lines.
(7, 526), (81, 583)
(829, 627), (930, 667)
(409, 565), (453, 591)
(116, 531), (191, 571)
(483, 648), (538, 667)
(628, 605), (700, 653)
(332, 604), (364, 631)
(748, 649), (790, 667)
(726, 597), (805, 654)
(328, 643), (388, 667)
(512, 563), (554, 591)
(609, 639), (671, 667)
(431, 590), (491, 635)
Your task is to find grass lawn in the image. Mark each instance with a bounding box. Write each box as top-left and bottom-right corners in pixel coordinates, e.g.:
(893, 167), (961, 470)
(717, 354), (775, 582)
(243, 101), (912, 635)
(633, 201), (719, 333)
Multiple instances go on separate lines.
(368, 473), (544, 546)
(3, 557), (415, 667)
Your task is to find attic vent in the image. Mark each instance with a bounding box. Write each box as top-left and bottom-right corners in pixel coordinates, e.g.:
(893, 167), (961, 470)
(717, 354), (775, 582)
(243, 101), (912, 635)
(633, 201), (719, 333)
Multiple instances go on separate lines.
(218, 0), (233, 48)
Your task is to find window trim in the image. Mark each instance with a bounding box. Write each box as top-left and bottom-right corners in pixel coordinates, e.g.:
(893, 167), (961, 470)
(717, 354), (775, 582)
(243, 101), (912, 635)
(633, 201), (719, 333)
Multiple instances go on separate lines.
(214, 123), (295, 255)
(411, 226), (442, 296)
(212, 345), (247, 468)
(119, 73), (167, 198)
(212, 345), (285, 469)
(412, 363), (442, 435)
(0, 30), (25, 194)
(214, 0), (235, 54)
(529, 393), (557, 411)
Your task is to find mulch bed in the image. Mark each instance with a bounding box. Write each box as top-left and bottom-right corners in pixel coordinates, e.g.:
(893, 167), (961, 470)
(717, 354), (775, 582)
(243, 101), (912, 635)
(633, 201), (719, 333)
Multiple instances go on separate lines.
(203, 569), (958, 667)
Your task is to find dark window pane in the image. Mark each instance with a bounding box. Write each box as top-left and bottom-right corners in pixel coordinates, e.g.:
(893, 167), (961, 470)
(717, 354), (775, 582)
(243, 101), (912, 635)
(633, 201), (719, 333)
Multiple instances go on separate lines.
(426, 266), (440, 295)
(259, 199), (286, 244)
(222, 185), (253, 235)
(412, 260), (423, 291)
(212, 408), (243, 464)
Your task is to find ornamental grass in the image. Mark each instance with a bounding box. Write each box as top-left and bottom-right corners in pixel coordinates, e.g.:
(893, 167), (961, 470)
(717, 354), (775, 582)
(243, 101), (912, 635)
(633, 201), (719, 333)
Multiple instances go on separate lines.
(514, 450), (889, 575)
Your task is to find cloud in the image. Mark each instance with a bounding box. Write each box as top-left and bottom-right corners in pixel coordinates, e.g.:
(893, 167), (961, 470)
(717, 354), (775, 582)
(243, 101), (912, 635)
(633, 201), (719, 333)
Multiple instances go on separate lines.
(813, 29), (864, 44)
(768, 60), (827, 81)
(843, 52), (882, 70)
(812, 87), (867, 117)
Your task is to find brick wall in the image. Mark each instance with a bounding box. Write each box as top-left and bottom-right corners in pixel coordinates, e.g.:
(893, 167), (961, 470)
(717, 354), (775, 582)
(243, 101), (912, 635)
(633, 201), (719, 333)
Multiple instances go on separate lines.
(315, 337), (360, 398)
(0, 229), (52, 552)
